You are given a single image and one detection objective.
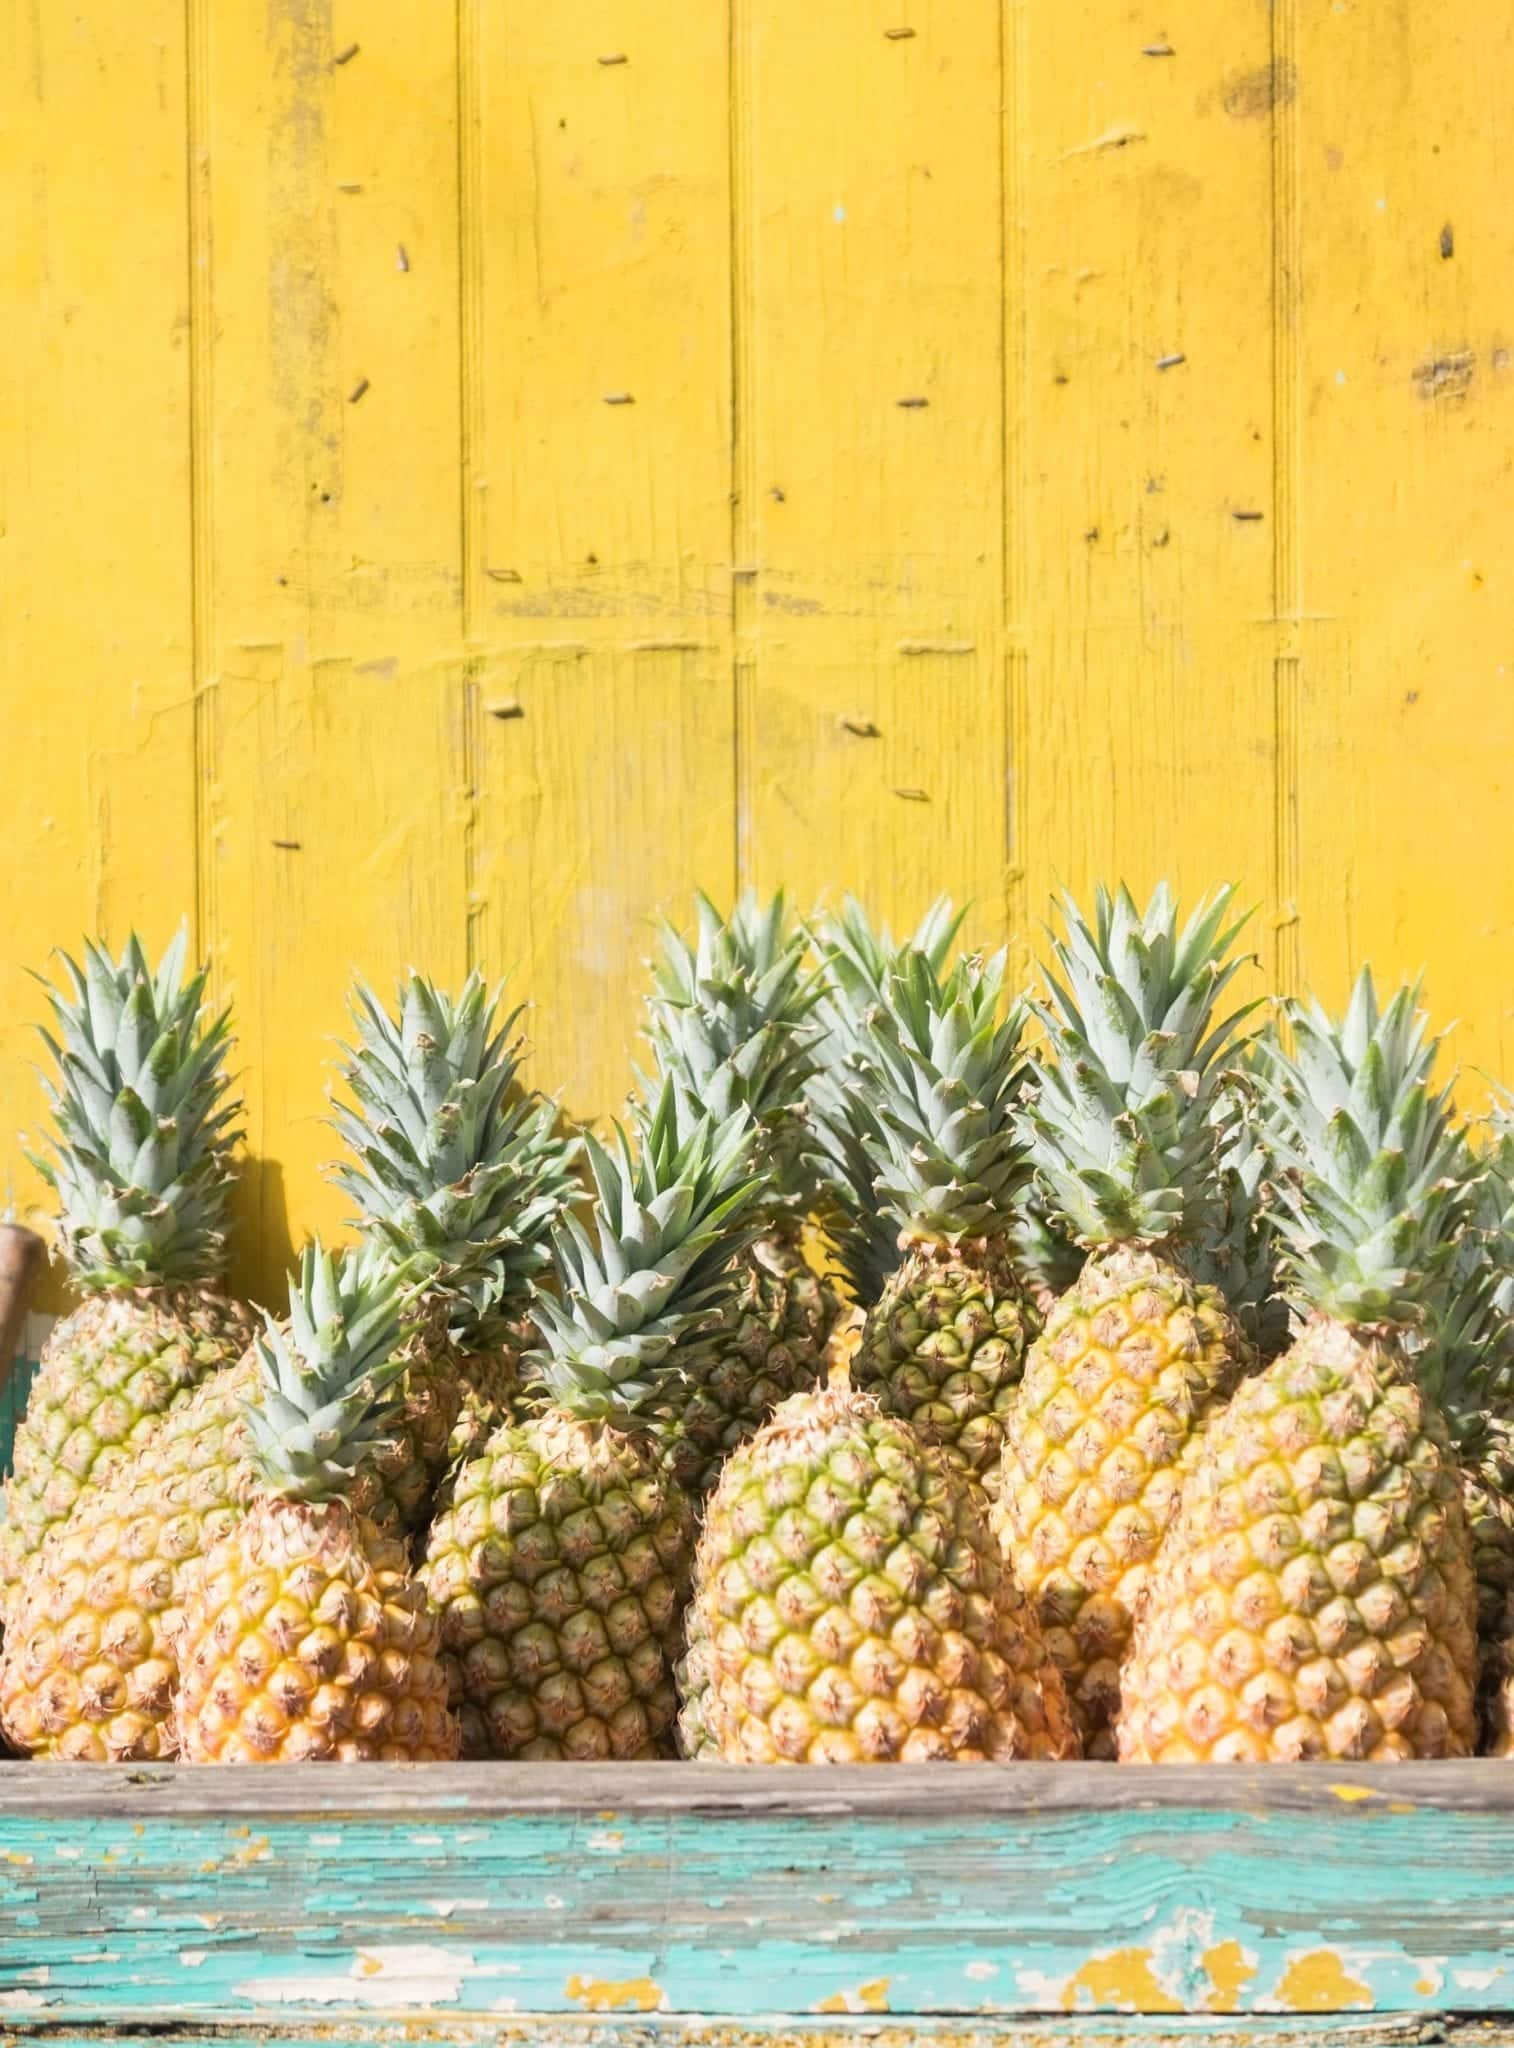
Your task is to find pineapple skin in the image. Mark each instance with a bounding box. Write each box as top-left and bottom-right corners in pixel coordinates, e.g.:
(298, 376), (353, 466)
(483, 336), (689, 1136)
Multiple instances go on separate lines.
(997, 1244), (1248, 1755)
(380, 1299), (466, 1529)
(0, 1285), (255, 1613)
(0, 1355), (257, 1760)
(419, 1408), (694, 1759)
(175, 1498), (457, 1762)
(0, 1328), (429, 1763)
(1117, 1316), (1478, 1764)
(1482, 1583), (1514, 1755)
(654, 1229), (838, 1497)
(682, 1385), (1078, 1763)
(852, 1237), (1032, 1486)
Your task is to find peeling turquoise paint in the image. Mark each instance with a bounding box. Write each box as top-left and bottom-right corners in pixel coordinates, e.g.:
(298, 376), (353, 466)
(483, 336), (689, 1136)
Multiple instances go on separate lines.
(0, 1785), (1511, 2029)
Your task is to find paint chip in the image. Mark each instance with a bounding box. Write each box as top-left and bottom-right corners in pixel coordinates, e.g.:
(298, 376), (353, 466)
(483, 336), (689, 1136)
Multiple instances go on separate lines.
(1271, 1951), (1373, 2013)
(1061, 1949), (1183, 2015)
(237, 1947), (473, 2011)
(1061, 124), (1146, 159)
(815, 1979), (891, 2015)
(566, 1976), (667, 2013)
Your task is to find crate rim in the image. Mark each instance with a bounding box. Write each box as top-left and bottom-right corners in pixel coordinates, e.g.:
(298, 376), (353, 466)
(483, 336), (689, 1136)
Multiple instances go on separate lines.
(0, 1756), (1508, 1817)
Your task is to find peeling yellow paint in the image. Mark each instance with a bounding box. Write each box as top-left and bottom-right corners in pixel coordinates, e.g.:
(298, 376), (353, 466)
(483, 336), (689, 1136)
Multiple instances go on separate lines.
(1274, 1950), (1373, 2013)
(1201, 1940), (1257, 2014)
(1060, 1949), (1183, 2014)
(1416, 1977), (1438, 1995)
(565, 1975), (666, 2013)
(1327, 1782), (1376, 1802)
(814, 1978), (891, 2015)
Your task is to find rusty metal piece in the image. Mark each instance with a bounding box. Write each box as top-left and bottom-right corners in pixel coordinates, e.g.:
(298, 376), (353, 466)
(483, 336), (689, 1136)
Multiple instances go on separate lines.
(0, 1224), (44, 1388)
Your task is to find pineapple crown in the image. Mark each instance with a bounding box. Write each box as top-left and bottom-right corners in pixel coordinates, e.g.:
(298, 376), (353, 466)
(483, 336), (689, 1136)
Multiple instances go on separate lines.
(330, 971), (582, 1351)
(642, 890), (826, 1222)
(1407, 1136), (1514, 1465)
(848, 943), (1032, 1246)
(526, 1080), (766, 1419)
(1025, 882), (1254, 1250)
(1258, 970), (1463, 1329)
(27, 929), (241, 1289)
(243, 1242), (410, 1503)
(1487, 1089), (1514, 1319)
(807, 895), (967, 1299)
(1187, 1037), (1289, 1355)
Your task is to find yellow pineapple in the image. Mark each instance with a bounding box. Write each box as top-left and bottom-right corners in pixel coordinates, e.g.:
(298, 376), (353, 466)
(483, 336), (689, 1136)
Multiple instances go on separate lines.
(995, 885), (1256, 1753)
(1119, 973), (1479, 1763)
(1, 933), (252, 1616)
(174, 1244), (457, 1763)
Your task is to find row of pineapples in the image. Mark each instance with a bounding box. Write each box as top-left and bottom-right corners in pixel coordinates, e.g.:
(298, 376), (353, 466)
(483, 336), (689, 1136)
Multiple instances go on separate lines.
(1, 887), (1512, 1766)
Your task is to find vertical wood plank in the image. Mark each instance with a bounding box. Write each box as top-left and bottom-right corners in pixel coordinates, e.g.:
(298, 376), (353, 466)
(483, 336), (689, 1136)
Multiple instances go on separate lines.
(737, 0), (1010, 950)
(1291, 0), (1514, 1078)
(0, 6), (195, 1309)
(469, 0), (736, 1126)
(1015, 0), (1279, 975)
(202, 0), (467, 1302)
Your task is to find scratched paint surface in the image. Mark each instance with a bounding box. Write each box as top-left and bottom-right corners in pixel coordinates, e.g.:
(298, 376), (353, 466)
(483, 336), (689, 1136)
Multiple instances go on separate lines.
(4, 0), (1514, 1311)
(2, 1789), (1514, 2024)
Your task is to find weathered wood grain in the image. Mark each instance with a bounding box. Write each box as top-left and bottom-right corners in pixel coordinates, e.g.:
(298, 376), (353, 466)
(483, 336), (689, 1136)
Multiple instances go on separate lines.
(0, 2019), (1497, 2048)
(1, 1764), (1513, 2027)
(4, 1759), (1514, 1817)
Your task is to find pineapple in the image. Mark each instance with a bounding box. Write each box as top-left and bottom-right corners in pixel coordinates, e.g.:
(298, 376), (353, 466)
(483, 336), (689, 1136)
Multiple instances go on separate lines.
(175, 1243), (457, 1763)
(843, 942), (1036, 1485)
(680, 1384), (1078, 1762)
(1118, 972), (1479, 1763)
(2, 1258), (430, 1762)
(638, 891), (838, 1495)
(419, 1086), (763, 1758)
(330, 970), (581, 1496)
(1, 933), (253, 1613)
(995, 885), (1256, 1753)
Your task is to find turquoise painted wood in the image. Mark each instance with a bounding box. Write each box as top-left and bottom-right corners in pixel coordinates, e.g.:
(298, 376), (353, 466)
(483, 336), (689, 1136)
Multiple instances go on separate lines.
(0, 1766), (1513, 2044)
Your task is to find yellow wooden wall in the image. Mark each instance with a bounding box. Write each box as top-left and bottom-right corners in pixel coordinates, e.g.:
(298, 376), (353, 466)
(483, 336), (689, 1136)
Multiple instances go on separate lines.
(5, 0), (1513, 1310)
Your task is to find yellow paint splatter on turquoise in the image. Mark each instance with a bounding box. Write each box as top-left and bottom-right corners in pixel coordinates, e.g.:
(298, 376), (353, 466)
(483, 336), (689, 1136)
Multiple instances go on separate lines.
(565, 1975), (666, 2013)
(1275, 1950), (1373, 2012)
(1061, 1949), (1183, 2014)
(815, 1979), (891, 2015)
(1201, 1940), (1257, 2013)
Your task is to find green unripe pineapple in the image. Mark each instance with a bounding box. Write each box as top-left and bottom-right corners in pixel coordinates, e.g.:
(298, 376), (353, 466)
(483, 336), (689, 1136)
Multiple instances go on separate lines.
(419, 1085), (764, 1758)
(843, 938), (1037, 1484)
(680, 1383), (1078, 1763)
